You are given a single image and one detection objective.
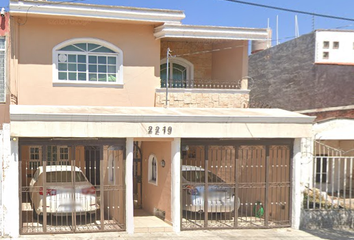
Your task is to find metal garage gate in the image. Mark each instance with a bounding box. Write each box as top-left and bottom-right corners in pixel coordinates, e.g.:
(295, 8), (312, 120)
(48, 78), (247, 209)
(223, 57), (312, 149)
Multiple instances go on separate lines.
(19, 139), (126, 234)
(181, 140), (292, 230)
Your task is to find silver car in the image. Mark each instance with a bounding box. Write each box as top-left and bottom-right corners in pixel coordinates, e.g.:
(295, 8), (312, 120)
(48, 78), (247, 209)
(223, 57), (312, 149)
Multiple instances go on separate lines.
(29, 165), (99, 218)
(182, 165), (239, 213)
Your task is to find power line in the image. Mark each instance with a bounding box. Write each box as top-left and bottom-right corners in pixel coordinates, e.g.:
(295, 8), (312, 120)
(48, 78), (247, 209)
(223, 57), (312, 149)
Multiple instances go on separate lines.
(223, 0), (354, 22)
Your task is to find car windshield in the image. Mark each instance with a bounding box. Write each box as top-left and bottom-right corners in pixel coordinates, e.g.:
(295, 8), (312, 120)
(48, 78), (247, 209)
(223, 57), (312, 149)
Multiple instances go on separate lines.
(182, 170), (224, 183)
(46, 171), (87, 183)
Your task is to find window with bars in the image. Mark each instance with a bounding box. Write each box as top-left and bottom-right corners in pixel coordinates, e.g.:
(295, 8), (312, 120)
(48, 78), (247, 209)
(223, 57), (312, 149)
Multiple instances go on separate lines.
(29, 147), (41, 170)
(160, 57), (194, 88)
(29, 146), (70, 168)
(53, 39), (123, 85)
(148, 154), (158, 185)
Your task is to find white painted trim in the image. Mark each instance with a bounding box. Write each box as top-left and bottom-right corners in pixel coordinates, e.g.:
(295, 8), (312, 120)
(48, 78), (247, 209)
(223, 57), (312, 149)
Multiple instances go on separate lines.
(125, 138), (134, 234)
(2, 124), (19, 237)
(148, 154), (158, 186)
(171, 138), (181, 232)
(292, 138), (301, 229)
(10, 1), (185, 24)
(10, 112), (315, 124)
(160, 57), (194, 85)
(154, 24), (270, 41)
(52, 38), (123, 85)
(313, 119), (354, 140)
(10, 106), (315, 124)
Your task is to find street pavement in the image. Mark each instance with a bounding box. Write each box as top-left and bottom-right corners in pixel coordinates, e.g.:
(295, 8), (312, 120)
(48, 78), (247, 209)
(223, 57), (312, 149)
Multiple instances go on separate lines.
(5, 228), (354, 240)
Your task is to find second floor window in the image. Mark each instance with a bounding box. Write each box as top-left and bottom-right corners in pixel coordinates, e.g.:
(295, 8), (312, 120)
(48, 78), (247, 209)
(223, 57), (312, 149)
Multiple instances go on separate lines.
(160, 57), (193, 88)
(53, 39), (123, 85)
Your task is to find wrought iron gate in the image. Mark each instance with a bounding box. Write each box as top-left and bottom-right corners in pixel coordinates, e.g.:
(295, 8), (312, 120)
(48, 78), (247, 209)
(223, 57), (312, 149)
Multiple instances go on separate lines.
(19, 139), (126, 234)
(304, 141), (354, 211)
(133, 142), (142, 209)
(181, 141), (291, 230)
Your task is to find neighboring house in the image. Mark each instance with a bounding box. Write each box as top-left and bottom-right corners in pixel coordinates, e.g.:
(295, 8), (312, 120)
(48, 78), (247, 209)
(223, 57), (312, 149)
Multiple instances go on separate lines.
(0, 8), (10, 237)
(249, 30), (354, 111)
(249, 30), (354, 229)
(2, 0), (314, 237)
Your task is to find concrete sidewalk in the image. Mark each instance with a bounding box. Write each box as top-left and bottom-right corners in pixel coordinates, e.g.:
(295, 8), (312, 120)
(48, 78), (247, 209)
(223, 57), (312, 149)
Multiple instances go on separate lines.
(5, 228), (354, 240)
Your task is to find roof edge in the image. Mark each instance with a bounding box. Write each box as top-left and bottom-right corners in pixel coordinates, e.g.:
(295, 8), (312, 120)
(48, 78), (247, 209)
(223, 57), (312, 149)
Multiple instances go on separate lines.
(10, 0), (185, 24)
(154, 24), (271, 41)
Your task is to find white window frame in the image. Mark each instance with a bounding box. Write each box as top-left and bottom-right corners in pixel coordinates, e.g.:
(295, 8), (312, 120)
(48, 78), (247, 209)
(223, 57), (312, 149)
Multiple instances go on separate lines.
(58, 146), (70, 165)
(52, 38), (123, 87)
(160, 57), (194, 87)
(148, 154), (158, 186)
(29, 146), (42, 171)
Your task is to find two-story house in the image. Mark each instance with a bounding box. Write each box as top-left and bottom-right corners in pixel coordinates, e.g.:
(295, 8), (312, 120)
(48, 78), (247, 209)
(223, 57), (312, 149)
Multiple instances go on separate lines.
(1, 0), (314, 237)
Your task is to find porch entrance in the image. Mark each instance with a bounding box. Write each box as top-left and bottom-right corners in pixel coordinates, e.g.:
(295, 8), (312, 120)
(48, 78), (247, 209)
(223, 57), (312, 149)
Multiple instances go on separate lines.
(181, 140), (292, 230)
(19, 138), (126, 234)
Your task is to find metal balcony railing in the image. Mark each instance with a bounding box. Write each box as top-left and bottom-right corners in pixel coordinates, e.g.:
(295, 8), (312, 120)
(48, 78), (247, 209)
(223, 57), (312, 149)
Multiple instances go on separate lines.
(160, 79), (241, 89)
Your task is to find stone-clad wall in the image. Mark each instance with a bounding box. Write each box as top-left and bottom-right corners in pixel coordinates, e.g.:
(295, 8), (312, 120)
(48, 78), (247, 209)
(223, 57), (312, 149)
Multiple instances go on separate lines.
(155, 91), (249, 108)
(161, 40), (213, 83)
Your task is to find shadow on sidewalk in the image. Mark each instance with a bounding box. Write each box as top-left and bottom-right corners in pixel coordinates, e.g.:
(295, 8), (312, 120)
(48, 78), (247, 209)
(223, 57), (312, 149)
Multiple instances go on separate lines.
(303, 228), (354, 240)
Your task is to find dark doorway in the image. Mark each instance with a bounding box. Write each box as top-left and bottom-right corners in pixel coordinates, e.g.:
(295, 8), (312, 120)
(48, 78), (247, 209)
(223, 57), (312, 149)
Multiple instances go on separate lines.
(85, 146), (101, 186)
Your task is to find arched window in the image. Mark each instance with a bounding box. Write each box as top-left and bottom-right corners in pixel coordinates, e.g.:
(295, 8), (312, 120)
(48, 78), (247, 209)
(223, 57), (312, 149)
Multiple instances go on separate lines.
(53, 38), (123, 85)
(160, 57), (194, 88)
(148, 154), (158, 185)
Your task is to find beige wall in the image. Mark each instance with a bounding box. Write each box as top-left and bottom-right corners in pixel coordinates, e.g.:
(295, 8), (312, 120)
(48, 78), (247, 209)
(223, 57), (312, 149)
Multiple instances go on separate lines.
(141, 141), (172, 223)
(11, 16), (161, 107)
(212, 41), (248, 82)
(0, 96), (10, 128)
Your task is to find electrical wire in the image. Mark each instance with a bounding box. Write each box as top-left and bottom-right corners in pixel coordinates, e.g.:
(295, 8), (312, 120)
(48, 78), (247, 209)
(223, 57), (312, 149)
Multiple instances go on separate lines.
(223, 0), (354, 22)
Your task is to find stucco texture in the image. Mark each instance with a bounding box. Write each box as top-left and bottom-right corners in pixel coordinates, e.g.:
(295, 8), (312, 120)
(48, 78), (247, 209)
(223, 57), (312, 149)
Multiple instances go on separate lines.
(12, 16), (160, 107)
(141, 141), (172, 223)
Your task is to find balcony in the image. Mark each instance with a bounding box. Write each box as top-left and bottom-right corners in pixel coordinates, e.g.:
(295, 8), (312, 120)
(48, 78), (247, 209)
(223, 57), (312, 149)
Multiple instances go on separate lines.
(155, 78), (249, 108)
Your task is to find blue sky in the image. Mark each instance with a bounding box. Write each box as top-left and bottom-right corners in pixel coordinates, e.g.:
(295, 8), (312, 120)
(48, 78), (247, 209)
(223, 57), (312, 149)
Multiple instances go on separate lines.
(2, 0), (354, 45)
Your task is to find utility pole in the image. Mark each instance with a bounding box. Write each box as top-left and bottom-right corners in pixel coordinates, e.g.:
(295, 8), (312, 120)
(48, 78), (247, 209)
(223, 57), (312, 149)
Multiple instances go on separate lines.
(165, 48), (171, 107)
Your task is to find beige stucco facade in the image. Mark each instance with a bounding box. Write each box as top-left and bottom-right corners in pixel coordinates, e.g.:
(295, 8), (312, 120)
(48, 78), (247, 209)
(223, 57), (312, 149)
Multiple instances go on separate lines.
(11, 16), (161, 107)
(2, 0), (315, 237)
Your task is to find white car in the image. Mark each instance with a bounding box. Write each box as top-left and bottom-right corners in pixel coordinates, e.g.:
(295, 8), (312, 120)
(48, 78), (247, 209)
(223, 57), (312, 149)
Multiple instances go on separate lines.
(182, 165), (240, 214)
(29, 165), (99, 218)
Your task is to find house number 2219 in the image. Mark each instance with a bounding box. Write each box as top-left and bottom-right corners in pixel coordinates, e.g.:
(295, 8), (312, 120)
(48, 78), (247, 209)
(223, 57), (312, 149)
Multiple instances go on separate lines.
(148, 126), (172, 135)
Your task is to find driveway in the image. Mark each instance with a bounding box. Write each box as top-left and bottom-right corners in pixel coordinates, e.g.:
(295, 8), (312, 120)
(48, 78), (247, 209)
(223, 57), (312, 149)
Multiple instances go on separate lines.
(8, 228), (354, 240)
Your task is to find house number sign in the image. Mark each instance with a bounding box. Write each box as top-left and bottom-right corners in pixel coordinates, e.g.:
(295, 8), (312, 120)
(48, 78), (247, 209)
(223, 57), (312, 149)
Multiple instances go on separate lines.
(148, 126), (173, 135)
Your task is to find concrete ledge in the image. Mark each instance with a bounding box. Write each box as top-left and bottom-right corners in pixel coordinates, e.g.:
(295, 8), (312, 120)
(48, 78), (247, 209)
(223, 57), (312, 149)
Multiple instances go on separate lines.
(300, 209), (354, 230)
